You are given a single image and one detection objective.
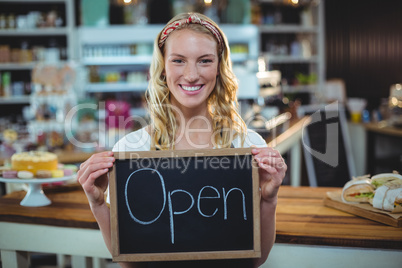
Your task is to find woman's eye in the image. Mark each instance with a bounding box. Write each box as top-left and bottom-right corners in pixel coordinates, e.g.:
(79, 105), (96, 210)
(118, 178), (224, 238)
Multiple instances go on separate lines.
(172, 59), (183, 63)
(200, 59), (213, 64)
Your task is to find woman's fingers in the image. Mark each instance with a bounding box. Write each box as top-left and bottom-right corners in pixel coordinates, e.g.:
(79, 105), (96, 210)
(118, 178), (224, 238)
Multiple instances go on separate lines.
(252, 147), (287, 201)
(253, 149), (284, 173)
(79, 161), (113, 185)
(252, 147), (280, 159)
(79, 152), (114, 171)
(77, 152), (114, 187)
(77, 152), (114, 206)
(82, 169), (109, 191)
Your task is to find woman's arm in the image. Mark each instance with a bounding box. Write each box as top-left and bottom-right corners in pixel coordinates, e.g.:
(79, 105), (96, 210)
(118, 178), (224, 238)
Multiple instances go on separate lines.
(77, 151), (143, 268)
(251, 147), (287, 267)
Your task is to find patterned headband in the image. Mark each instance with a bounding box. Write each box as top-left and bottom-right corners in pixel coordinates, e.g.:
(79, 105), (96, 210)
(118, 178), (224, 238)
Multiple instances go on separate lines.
(158, 13), (224, 54)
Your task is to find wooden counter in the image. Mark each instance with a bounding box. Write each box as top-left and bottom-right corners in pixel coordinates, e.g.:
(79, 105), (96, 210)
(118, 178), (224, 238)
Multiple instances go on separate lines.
(364, 121), (402, 137)
(276, 186), (401, 249)
(0, 186), (401, 268)
(0, 185), (96, 229)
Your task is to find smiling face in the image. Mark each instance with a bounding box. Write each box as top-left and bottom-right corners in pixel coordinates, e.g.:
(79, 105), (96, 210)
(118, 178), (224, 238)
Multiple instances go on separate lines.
(164, 28), (219, 113)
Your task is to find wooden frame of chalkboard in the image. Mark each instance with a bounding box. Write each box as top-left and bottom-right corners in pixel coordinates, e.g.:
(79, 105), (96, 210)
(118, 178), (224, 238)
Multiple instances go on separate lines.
(109, 148), (261, 262)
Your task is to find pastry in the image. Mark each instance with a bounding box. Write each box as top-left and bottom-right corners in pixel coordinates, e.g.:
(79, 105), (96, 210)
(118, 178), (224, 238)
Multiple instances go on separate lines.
(11, 151), (58, 175)
(0, 166), (10, 177)
(63, 164), (78, 173)
(17, 171), (34, 179)
(51, 170), (64, 178)
(36, 170), (53, 179)
(63, 169), (73, 176)
(2, 170), (18, 178)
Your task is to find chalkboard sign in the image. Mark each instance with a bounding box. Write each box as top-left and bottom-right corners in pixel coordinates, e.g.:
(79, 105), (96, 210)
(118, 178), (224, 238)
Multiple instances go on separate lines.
(302, 103), (356, 187)
(109, 148), (261, 262)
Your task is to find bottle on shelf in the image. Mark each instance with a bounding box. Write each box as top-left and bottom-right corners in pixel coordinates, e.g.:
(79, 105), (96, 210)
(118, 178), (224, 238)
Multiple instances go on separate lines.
(0, 71), (2, 96)
(89, 66), (100, 83)
(6, 13), (16, 29)
(2, 72), (11, 97)
(45, 39), (60, 63)
(20, 41), (33, 63)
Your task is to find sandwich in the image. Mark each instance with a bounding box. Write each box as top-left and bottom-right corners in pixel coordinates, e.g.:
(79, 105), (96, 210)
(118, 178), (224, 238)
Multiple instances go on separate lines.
(394, 194), (402, 213)
(342, 177), (375, 204)
(383, 178), (402, 188)
(371, 173), (402, 189)
(372, 182), (402, 213)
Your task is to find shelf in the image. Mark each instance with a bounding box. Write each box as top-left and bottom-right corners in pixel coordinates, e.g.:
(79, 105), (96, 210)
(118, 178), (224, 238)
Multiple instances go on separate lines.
(260, 86), (281, 97)
(256, 0), (325, 105)
(231, 53), (250, 63)
(0, 28), (70, 36)
(0, 61), (73, 70)
(265, 55), (319, 64)
(282, 84), (318, 93)
(85, 82), (148, 93)
(82, 56), (153, 66)
(0, 96), (30, 104)
(98, 107), (147, 120)
(258, 0), (316, 5)
(0, 0), (67, 3)
(259, 85), (318, 96)
(0, 62), (37, 70)
(78, 25), (162, 44)
(258, 25), (318, 33)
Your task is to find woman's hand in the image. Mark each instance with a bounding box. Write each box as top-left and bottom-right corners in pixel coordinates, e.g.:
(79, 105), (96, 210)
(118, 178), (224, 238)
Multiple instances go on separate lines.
(252, 147), (287, 202)
(77, 151), (115, 207)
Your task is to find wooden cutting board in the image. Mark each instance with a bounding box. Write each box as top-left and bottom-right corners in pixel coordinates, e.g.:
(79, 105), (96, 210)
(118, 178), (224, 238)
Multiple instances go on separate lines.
(324, 190), (402, 228)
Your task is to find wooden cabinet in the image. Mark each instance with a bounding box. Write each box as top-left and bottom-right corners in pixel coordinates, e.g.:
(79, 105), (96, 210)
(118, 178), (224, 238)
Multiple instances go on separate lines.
(0, 0), (75, 105)
(254, 0), (325, 104)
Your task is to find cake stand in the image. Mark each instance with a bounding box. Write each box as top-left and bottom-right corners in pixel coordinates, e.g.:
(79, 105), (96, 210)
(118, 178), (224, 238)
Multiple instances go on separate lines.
(0, 175), (75, 207)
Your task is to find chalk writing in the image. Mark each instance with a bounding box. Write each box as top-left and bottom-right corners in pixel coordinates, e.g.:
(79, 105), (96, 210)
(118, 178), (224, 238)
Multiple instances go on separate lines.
(124, 168), (248, 244)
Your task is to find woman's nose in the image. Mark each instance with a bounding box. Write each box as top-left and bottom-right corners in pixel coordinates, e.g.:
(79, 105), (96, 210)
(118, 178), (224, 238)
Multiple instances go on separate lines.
(183, 64), (199, 82)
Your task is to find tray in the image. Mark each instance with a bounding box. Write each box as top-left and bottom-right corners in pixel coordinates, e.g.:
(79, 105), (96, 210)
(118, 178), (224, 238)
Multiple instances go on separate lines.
(0, 175), (75, 207)
(324, 190), (402, 228)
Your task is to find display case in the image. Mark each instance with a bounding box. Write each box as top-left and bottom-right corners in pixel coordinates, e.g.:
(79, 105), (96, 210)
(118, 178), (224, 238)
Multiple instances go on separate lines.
(78, 25), (159, 96)
(0, 0), (76, 105)
(254, 0), (325, 104)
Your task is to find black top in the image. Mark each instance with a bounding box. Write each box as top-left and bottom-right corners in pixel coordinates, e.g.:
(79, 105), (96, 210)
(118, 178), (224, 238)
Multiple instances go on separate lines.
(143, 258), (254, 268)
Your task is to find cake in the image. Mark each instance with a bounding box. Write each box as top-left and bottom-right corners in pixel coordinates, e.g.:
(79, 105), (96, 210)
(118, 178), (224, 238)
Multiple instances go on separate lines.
(11, 151), (58, 175)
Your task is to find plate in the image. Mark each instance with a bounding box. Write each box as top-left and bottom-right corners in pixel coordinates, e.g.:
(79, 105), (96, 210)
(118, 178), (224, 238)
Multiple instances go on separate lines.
(0, 176), (73, 184)
(325, 190), (401, 228)
(0, 175), (76, 207)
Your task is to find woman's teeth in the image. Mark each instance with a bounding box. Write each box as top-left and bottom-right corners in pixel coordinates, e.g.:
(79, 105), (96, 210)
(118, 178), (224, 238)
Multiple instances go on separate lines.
(181, 85), (201, 91)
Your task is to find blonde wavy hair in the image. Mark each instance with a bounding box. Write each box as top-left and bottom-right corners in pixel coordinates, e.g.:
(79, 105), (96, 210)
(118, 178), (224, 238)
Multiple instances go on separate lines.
(146, 12), (246, 150)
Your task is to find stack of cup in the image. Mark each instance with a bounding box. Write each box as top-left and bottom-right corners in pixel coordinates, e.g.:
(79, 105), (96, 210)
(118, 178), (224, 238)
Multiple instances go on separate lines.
(347, 98), (367, 123)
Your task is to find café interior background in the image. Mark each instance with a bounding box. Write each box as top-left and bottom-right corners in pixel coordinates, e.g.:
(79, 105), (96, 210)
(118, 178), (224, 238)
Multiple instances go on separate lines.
(0, 0), (401, 188)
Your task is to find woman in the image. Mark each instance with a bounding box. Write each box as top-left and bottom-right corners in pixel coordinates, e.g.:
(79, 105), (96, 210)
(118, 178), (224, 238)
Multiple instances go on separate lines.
(78, 12), (286, 268)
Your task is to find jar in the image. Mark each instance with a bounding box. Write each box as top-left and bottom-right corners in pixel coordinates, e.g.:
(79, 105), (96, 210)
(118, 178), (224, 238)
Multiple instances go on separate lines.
(7, 14), (16, 29)
(0, 14), (6, 29)
(48, 122), (64, 149)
